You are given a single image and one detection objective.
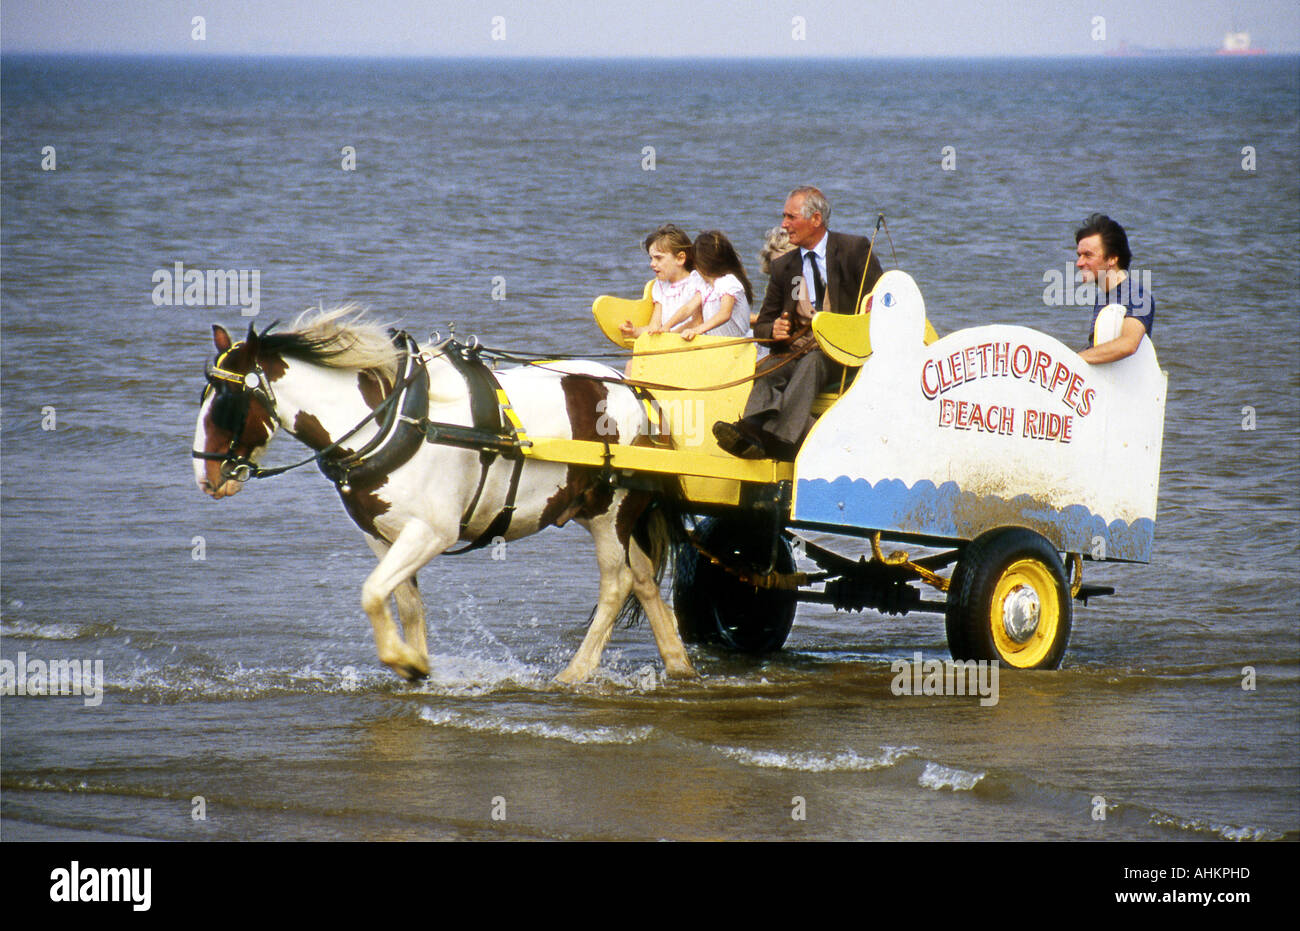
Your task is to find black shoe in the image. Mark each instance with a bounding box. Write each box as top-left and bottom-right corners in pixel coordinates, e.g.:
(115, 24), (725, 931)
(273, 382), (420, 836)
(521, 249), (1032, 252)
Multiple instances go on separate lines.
(761, 435), (799, 462)
(755, 428), (799, 461)
(712, 421), (765, 459)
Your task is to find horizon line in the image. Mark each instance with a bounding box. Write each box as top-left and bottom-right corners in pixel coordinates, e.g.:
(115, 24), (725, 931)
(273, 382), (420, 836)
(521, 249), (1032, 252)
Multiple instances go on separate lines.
(3, 49), (1294, 61)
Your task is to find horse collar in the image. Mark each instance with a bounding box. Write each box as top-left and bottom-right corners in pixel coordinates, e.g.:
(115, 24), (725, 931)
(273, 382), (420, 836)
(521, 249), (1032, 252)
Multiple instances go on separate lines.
(317, 330), (430, 491)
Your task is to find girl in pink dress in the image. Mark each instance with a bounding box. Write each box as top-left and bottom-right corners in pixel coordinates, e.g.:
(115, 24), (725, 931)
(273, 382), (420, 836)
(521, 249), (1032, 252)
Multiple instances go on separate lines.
(619, 224), (704, 340)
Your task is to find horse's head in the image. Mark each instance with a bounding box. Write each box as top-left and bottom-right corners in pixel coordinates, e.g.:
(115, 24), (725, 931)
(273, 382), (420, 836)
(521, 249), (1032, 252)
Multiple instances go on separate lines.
(193, 323), (280, 499)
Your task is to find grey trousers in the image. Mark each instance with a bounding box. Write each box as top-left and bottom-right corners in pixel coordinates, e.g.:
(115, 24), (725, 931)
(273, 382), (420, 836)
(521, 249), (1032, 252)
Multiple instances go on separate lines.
(741, 348), (841, 446)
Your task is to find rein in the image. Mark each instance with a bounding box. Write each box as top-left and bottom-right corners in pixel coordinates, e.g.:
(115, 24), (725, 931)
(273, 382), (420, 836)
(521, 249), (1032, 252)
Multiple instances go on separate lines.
(480, 334), (777, 363)
(497, 341), (816, 394)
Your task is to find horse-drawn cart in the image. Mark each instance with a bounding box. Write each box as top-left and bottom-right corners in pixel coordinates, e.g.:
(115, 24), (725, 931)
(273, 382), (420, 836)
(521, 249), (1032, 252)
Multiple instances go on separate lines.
(193, 270), (1166, 680)
(578, 269), (1168, 669)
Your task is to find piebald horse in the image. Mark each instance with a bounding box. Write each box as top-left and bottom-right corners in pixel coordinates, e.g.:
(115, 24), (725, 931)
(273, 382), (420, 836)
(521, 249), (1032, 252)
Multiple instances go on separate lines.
(192, 307), (695, 684)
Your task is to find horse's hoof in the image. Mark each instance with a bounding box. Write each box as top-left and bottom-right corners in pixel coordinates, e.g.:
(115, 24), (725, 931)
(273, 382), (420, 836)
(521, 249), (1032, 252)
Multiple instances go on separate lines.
(553, 668), (585, 686)
(389, 660), (429, 682)
(665, 664), (698, 680)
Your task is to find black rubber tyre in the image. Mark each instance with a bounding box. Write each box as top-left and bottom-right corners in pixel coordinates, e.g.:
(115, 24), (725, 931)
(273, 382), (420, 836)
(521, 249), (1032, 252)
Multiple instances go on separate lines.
(945, 527), (1072, 669)
(673, 517), (797, 653)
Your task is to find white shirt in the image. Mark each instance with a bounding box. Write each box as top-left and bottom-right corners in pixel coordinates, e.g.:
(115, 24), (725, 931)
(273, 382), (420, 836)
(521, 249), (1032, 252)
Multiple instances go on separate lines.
(699, 273), (750, 338)
(652, 270), (704, 327)
(801, 232), (828, 310)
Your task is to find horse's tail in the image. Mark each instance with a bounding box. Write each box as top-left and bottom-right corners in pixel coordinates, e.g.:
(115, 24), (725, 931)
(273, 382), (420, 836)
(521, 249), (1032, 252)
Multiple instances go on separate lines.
(610, 487), (690, 630)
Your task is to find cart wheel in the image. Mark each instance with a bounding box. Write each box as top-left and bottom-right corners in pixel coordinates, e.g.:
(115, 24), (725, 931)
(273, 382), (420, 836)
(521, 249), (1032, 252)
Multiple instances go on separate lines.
(945, 527), (1072, 669)
(673, 517), (797, 653)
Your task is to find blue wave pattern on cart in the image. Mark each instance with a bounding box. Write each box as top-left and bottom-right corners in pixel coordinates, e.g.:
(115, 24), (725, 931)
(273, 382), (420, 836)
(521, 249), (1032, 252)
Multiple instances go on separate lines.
(796, 477), (1154, 563)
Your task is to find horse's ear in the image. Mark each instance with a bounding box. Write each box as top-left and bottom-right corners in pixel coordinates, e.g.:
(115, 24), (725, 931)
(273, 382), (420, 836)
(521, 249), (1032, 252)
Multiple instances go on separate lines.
(213, 325), (232, 353)
(245, 322), (260, 355)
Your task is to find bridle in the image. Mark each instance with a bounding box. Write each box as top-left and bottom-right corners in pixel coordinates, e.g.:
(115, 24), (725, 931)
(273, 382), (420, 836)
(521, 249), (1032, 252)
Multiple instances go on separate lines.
(192, 347), (281, 483)
(191, 332), (435, 488)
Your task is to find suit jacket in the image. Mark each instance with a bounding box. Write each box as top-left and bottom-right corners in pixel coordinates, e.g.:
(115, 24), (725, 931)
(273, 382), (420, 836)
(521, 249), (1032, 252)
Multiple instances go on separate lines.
(753, 230), (884, 348)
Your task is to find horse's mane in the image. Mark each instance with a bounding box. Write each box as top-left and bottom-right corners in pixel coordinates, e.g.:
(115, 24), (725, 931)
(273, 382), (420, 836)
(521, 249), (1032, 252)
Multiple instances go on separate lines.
(263, 304), (400, 382)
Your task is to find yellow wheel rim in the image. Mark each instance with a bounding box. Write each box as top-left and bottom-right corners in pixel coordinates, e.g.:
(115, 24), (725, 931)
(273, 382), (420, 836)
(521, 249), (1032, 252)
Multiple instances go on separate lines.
(988, 559), (1061, 668)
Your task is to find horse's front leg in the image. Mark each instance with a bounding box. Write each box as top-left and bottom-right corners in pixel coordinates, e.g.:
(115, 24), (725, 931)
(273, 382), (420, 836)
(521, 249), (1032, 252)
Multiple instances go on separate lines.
(361, 521), (445, 681)
(364, 537), (429, 671)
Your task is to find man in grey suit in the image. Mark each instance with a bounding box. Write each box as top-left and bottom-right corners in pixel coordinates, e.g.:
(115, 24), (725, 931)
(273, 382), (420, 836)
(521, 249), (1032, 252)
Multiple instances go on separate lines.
(713, 186), (883, 460)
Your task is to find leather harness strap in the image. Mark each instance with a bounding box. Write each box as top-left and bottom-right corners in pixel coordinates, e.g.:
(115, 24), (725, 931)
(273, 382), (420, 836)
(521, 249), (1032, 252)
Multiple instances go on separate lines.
(304, 335), (527, 553)
(437, 342), (528, 555)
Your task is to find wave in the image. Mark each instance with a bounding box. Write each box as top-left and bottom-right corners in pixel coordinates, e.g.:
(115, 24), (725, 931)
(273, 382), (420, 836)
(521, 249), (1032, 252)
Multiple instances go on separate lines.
(416, 706), (653, 745)
(102, 658), (403, 702)
(713, 744), (918, 773)
(86, 648), (701, 702)
(1147, 812), (1287, 842)
(0, 614), (123, 642)
(918, 761), (986, 791)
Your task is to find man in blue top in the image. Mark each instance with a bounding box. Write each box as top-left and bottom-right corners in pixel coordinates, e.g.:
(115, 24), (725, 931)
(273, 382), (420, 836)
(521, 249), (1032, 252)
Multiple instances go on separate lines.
(1074, 213), (1155, 363)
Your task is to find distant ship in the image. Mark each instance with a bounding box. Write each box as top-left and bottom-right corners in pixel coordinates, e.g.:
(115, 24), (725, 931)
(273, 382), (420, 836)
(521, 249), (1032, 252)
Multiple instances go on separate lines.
(1217, 31), (1266, 55)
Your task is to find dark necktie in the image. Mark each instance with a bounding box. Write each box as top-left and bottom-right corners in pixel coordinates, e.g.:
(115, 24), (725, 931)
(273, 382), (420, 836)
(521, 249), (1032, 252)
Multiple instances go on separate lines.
(807, 251), (825, 311)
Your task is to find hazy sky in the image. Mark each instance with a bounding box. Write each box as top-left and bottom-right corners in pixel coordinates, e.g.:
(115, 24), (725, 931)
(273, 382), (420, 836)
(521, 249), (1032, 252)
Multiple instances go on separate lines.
(2, 0), (1298, 56)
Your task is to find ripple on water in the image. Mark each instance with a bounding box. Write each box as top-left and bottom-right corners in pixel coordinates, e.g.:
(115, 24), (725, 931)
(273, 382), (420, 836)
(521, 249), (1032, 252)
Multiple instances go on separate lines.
(713, 745), (918, 773)
(918, 761), (986, 792)
(415, 706), (654, 745)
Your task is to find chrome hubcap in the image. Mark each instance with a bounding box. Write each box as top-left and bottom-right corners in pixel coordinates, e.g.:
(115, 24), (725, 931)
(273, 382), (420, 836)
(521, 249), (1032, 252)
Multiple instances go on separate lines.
(1001, 585), (1041, 642)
